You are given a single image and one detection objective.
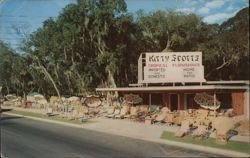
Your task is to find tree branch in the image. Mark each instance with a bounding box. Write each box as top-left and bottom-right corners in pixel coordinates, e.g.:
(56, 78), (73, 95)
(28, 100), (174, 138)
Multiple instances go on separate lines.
(205, 57), (232, 78)
(33, 56), (62, 103)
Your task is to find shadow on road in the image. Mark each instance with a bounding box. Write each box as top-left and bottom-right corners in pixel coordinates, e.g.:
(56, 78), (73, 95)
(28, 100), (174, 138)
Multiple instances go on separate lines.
(0, 108), (13, 113)
(0, 115), (23, 126)
(0, 116), (23, 121)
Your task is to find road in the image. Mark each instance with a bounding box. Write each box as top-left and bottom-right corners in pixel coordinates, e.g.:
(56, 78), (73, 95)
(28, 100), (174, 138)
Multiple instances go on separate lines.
(0, 114), (221, 158)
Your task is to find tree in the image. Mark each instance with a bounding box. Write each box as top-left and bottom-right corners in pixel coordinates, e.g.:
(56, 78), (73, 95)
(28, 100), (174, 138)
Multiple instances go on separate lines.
(21, 0), (131, 95)
(135, 11), (204, 52)
(202, 7), (249, 80)
(0, 41), (31, 96)
(15, 2), (248, 98)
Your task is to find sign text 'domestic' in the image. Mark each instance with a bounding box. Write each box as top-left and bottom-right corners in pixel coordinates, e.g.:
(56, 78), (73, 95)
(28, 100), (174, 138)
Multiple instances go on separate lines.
(143, 52), (206, 83)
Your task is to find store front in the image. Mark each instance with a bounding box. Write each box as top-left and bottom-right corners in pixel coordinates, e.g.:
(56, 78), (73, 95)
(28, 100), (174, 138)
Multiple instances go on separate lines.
(96, 82), (249, 118)
(96, 52), (249, 118)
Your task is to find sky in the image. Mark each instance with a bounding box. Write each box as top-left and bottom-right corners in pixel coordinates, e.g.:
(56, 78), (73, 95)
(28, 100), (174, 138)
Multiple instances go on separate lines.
(0, 0), (249, 52)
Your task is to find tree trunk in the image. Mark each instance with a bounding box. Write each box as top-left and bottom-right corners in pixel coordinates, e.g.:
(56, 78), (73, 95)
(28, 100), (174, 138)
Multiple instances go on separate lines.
(162, 30), (172, 52)
(107, 69), (117, 88)
(4, 80), (9, 94)
(107, 70), (118, 97)
(125, 69), (128, 85)
(40, 65), (61, 101)
(98, 46), (118, 87)
(35, 58), (62, 103)
(23, 92), (26, 100)
(63, 46), (67, 60)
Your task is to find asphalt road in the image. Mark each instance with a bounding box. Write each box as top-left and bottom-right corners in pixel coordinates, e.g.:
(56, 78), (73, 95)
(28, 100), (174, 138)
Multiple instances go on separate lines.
(0, 114), (221, 158)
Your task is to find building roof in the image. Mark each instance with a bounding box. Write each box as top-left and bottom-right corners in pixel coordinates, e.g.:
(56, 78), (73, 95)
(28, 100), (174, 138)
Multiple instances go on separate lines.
(96, 80), (249, 92)
(96, 85), (249, 92)
(205, 80), (249, 85)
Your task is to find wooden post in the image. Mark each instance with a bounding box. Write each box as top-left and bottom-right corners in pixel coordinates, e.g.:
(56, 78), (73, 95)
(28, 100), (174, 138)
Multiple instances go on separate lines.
(178, 94), (180, 110)
(162, 93), (168, 107)
(149, 93), (152, 106)
(178, 93), (185, 110)
(214, 92), (216, 117)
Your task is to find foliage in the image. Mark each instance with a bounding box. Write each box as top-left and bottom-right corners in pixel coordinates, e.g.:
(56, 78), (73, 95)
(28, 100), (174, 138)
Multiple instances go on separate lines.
(0, 42), (31, 95)
(0, 1), (248, 96)
(201, 7), (249, 80)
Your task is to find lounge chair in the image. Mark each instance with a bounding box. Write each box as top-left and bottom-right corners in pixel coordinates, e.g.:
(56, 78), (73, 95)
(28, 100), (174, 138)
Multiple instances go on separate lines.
(173, 115), (184, 125)
(67, 109), (78, 120)
(192, 124), (210, 139)
(105, 106), (115, 118)
(46, 107), (53, 116)
(155, 113), (168, 123)
(148, 105), (159, 115)
(129, 106), (137, 120)
(135, 105), (149, 122)
(175, 120), (191, 137)
(164, 112), (175, 125)
(224, 108), (235, 117)
(152, 107), (169, 123)
(192, 109), (210, 127)
(115, 105), (129, 119)
(195, 109), (209, 118)
(212, 116), (237, 143)
(107, 108), (120, 119)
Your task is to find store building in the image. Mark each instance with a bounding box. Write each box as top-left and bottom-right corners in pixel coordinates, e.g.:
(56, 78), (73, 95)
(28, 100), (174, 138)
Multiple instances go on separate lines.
(96, 52), (249, 118)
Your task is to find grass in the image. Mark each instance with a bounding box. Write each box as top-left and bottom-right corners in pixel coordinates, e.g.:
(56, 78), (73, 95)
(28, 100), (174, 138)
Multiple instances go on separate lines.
(5, 109), (94, 125)
(161, 131), (250, 154)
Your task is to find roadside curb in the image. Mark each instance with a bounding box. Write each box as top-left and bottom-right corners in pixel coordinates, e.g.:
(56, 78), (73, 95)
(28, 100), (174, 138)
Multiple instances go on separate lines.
(3, 112), (250, 157)
(2, 112), (24, 118)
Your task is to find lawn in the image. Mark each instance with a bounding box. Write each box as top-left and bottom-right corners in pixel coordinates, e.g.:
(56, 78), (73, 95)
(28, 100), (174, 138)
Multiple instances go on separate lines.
(161, 131), (250, 154)
(5, 109), (93, 125)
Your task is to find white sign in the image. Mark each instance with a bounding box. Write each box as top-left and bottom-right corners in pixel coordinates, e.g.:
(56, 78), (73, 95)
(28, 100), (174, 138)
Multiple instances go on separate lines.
(143, 52), (206, 83)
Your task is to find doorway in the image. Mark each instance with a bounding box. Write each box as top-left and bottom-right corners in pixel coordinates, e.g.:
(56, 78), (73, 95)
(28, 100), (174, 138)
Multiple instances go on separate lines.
(170, 94), (178, 111)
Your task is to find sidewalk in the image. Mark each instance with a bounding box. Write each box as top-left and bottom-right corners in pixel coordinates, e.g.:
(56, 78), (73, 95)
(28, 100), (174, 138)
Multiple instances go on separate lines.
(2, 106), (250, 157)
(85, 117), (177, 140)
(84, 117), (250, 156)
(85, 117), (250, 143)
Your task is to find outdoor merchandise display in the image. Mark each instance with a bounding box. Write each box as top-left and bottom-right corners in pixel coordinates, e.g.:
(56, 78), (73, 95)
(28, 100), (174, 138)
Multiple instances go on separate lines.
(2, 92), (249, 144)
